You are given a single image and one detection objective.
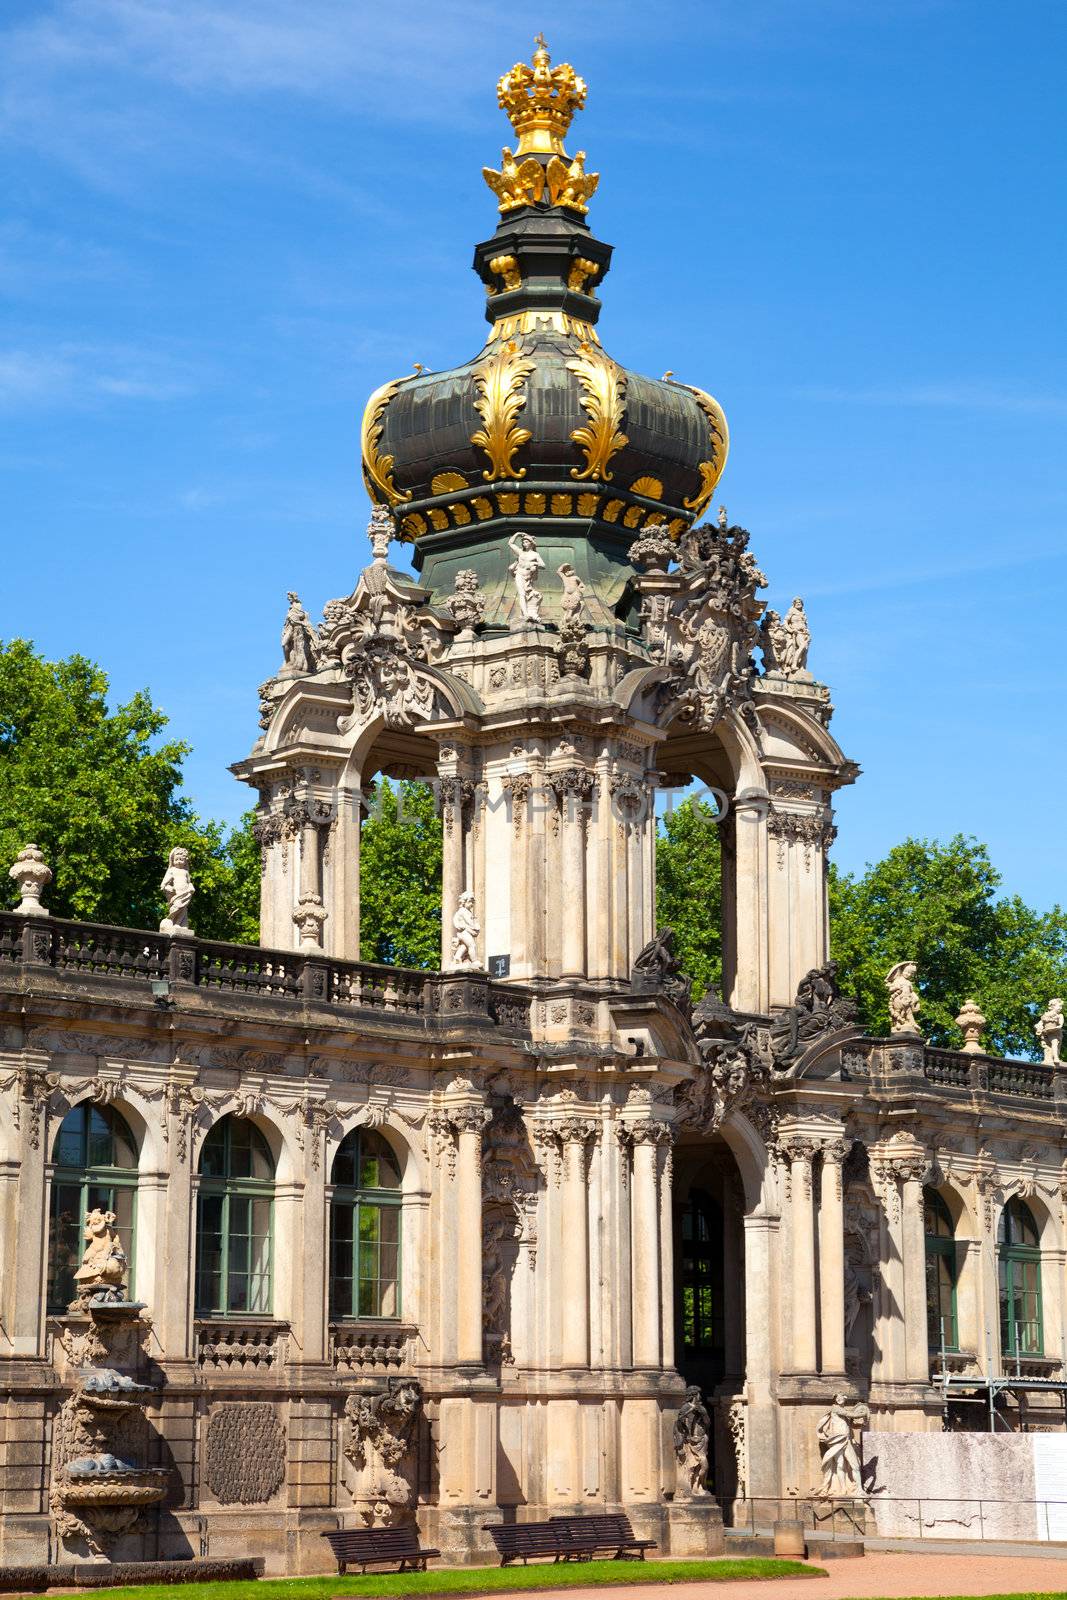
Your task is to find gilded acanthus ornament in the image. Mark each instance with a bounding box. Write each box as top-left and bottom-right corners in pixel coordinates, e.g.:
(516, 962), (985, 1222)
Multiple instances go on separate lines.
(361, 378), (413, 507)
(471, 340), (535, 481)
(677, 381), (730, 517)
(496, 37), (587, 157)
(567, 344), (628, 481)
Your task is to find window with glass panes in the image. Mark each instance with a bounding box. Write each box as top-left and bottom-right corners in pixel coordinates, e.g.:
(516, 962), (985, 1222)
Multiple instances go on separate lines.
(48, 1104), (138, 1312)
(998, 1197), (1042, 1357)
(195, 1117), (275, 1316)
(923, 1188), (958, 1351)
(330, 1129), (401, 1320)
(679, 1189), (723, 1358)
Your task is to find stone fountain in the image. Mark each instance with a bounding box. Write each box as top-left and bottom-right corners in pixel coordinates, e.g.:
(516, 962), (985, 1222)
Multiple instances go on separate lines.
(50, 1208), (168, 1558)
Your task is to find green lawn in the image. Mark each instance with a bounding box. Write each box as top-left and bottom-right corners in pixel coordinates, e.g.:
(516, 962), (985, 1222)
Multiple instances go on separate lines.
(55, 1557), (822, 1600)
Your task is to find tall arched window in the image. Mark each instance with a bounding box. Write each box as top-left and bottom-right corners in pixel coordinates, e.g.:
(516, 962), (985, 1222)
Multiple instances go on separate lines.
(196, 1117), (275, 1316)
(923, 1188), (958, 1352)
(48, 1104), (138, 1312)
(330, 1129), (401, 1320)
(998, 1197), (1042, 1357)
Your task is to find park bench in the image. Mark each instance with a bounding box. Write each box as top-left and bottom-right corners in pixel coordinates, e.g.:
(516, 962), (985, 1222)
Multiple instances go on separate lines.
(549, 1512), (657, 1560)
(320, 1523), (441, 1574)
(485, 1520), (567, 1565)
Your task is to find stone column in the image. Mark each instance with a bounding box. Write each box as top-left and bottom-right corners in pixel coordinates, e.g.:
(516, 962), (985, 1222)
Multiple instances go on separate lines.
(454, 1105), (491, 1366)
(729, 793), (769, 1013)
(818, 1140), (848, 1376)
(6, 1060), (57, 1354)
(659, 1132), (676, 1370)
(553, 768), (593, 980)
(439, 776), (470, 969)
(292, 796), (331, 951)
(559, 1119), (595, 1368)
(899, 1157), (930, 1382)
(629, 1123), (667, 1368)
(783, 1137), (817, 1372)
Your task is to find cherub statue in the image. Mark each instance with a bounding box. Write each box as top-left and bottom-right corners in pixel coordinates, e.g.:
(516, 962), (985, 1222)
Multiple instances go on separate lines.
(673, 1386), (711, 1496)
(73, 1207), (128, 1300)
(281, 591), (319, 675)
(886, 960), (921, 1035)
(508, 532), (545, 624)
(1036, 999), (1064, 1064)
(816, 1394), (869, 1497)
(450, 891), (481, 970)
(160, 846), (195, 937)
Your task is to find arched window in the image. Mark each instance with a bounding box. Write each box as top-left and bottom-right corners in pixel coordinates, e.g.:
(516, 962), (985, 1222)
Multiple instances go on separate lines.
(196, 1117), (275, 1316)
(998, 1197), (1042, 1357)
(330, 1129), (401, 1320)
(48, 1104), (138, 1312)
(923, 1188), (958, 1352)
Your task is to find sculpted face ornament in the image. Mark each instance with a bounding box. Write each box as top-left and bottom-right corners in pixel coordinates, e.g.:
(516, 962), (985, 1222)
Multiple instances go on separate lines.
(344, 641), (436, 732)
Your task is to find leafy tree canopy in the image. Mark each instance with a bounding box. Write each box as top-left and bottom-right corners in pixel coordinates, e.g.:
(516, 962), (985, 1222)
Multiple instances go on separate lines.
(358, 779), (442, 968)
(0, 638), (257, 941)
(655, 796), (723, 1002)
(829, 835), (1067, 1058)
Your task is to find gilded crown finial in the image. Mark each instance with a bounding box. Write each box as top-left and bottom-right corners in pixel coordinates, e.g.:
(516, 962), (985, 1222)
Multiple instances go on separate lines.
(496, 37), (587, 157)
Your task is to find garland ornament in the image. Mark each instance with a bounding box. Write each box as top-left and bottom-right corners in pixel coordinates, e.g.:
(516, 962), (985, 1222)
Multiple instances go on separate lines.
(566, 343), (628, 482)
(360, 378), (412, 507)
(470, 340), (536, 482)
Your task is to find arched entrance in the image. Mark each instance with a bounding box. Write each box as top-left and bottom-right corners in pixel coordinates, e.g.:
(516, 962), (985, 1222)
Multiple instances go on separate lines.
(673, 1133), (746, 1500)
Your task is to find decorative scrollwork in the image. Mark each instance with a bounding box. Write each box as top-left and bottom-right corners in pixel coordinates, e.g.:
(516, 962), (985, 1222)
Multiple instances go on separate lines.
(471, 340), (535, 481)
(679, 382), (730, 516)
(361, 378), (413, 508)
(567, 343), (628, 481)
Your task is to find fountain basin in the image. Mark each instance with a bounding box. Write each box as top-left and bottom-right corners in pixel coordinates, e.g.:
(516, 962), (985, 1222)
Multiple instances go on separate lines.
(56, 1468), (168, 1510)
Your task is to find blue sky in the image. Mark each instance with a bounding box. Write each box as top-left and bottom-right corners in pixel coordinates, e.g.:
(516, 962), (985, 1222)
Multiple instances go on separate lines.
(2, 0), (1064, 907)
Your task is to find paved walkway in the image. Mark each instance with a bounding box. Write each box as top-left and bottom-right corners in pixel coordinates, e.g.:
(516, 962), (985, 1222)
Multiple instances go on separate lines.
(569, 1550), (1067, 1597)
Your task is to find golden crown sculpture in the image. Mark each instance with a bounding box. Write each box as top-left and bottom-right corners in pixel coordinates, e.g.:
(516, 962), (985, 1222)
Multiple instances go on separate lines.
(484, 37), (599, 216)
(497, 35), (587, 156)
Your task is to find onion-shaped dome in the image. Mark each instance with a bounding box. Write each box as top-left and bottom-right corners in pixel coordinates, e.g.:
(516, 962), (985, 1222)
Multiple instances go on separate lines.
(359, 40), (728, 610)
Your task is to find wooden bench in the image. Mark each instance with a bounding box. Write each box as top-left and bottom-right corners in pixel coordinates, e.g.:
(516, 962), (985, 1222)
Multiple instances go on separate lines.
(484, 1521), (567, 1565)
(320, 1524), (441, 1574)
(549, 1512), (657, 1560)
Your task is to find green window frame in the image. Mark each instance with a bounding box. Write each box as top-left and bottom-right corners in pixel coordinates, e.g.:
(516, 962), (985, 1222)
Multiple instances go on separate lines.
(48, 1103), (138, 1313)
(923, 1188), (959, 1352)
(679, 1188), (724, 1358)
(998, 1197), (1043, 1357)
(195, 1117), (275, 1317)
(330, 1129), (402, 1321)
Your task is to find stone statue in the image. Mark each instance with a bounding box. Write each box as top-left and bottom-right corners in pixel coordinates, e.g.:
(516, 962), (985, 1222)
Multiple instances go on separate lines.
(558, 562), (586, 621)
(758, 609), (786, 675)
(9, 843), (52, 915)
(886, 961), (921, 1035)
(815, 1394), (869, 1497)
(73, 1208), (128, 1301)
(508, 532), (545, 624)
(444, 569), (485, 630)
(160, 847), (195, 937)
(1036, 999), (1064, 1065)
(673, 1386), (711, 1496)
(280, 591), (319, 674)
(632, 927), (692, 1018)
(450, 890), (481, 969)
(782, 597), (810, 674)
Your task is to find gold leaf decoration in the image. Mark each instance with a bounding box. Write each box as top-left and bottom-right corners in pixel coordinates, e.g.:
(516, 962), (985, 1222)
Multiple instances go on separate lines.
(680, 383), (730, 515)
(402, 512), (427, 538)
(630, 475), (663, 500)
(525, 493), (546, 513)
(483, 149), (545, 213)
(577, 492), (600, 516)
(498, 492), (520, 514)
(427, 508), (449, 531)
(488, 254), (521, 290)
(431, 470), (468, 494)
(450, 503), (472, 525)
(360, 378), (412, 507)
(551, 493), (573, 515)
(567, 344), (628, 482)
(602, 499), (624, 522)
(623, 504), (643, 527)
(471, 340), (536, 482)
(472, 496), (493, 520)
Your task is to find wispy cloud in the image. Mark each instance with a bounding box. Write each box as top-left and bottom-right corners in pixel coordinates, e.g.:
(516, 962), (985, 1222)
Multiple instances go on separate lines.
(799, 380), (1067, 417)
(0, 342), (200, 409)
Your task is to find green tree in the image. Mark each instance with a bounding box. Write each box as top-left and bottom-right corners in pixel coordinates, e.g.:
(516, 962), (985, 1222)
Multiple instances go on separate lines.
(829, 835), (1067, 1058)
(0, 638), (257, 940)
(358, 779), (442, 967)
(655, 796), (723, 1001)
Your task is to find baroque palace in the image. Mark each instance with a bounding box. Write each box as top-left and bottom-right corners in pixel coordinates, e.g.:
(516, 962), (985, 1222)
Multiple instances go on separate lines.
(2, 39), (1066, 1573)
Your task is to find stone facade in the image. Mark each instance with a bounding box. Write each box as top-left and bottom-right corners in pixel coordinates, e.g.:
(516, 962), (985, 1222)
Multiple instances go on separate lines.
(1, 37), (1061, 1576)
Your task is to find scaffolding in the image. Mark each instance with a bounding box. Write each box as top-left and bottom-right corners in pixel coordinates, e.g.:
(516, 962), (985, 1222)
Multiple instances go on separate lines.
(933, 1320), (1067, 1431)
